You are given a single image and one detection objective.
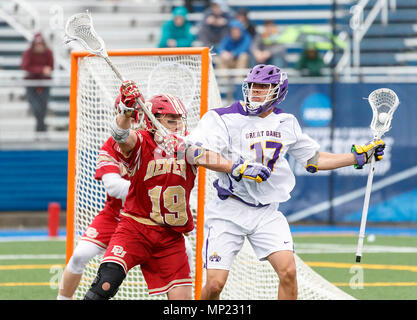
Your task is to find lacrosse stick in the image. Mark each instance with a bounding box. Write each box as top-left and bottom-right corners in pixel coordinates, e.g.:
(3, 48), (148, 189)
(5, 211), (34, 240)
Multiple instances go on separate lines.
(147, 62), (197, 111)
(355, 88), (399, 263)
(64, 12), (169, 138)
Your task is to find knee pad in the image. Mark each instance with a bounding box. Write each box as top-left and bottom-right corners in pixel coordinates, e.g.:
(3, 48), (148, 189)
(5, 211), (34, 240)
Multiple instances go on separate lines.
(84, 262), (126, 300)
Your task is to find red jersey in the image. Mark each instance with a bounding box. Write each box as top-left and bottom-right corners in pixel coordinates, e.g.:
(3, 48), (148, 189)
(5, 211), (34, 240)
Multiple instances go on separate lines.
(121, 130), (197, 234)
(94, 137), (129, 218)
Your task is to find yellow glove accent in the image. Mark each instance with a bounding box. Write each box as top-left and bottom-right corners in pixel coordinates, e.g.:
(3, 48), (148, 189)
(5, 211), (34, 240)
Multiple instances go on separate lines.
(354, 139), (384, 154)
(239, 160), (250, 175)
(240, 160), (263, 183)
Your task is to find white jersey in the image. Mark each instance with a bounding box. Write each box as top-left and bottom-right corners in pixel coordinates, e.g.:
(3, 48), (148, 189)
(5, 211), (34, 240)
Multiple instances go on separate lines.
(188, 101), (320, 207)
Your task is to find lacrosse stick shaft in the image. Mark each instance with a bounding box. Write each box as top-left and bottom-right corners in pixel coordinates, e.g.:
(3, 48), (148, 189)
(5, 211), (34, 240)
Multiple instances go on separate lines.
(102, 56), (169, 136)
(104, 56), (125, 82)
(355, 155), (376, 263)
(65, 12), (168, 137)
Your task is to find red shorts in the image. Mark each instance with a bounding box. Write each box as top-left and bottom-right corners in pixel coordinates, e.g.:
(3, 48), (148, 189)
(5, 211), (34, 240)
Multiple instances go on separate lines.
(81, 210), (120, 249)
(101, 215), (192, 295)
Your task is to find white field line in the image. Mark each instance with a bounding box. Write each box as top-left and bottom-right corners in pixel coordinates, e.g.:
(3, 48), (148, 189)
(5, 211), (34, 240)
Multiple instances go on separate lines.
(295, 243), (417, 254)
(1, 244), (415, 259)
(0, 254), (66, 260)
(287, 165), (417, 222)
(0, 236), (66, 242)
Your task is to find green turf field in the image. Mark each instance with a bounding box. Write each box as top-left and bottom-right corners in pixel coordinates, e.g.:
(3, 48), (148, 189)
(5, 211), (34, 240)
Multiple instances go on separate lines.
(0, 235), (415, 300)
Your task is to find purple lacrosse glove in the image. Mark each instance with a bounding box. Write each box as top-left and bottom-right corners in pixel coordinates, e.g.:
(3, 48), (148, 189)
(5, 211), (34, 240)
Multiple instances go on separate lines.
(231, 160), (271, 183)
(352, 139), (385, 169)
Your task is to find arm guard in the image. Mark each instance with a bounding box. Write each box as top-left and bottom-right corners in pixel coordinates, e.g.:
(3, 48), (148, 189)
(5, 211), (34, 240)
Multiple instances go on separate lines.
(185, 142), (205, 165)
(305, 151), (319, 173)
(110, 118), (130, 143)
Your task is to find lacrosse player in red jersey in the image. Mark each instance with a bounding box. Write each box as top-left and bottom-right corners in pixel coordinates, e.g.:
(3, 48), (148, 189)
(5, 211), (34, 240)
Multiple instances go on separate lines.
(58, 94), (195, 300)
(83, 81), (271, 300)
(57, 94), (147, 300)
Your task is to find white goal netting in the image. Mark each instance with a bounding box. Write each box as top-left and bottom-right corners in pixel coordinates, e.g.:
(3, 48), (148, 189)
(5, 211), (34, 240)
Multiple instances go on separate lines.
(69, 51), (353, 300)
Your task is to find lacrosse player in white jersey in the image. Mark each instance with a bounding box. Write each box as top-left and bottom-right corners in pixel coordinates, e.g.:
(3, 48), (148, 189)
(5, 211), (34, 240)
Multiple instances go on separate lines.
(187, 64), (385, 300)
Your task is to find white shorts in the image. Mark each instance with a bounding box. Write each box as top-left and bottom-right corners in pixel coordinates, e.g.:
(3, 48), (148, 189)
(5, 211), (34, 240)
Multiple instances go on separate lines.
(203, 197), (294, 271)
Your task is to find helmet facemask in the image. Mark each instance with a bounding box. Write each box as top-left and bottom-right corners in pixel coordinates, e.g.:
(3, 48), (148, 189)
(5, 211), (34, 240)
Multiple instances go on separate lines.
(154, 113), (187, 135)
(242, 82), (281, 115)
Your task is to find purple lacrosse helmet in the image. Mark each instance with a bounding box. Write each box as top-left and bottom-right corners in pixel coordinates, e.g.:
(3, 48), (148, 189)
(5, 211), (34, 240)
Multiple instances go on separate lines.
(242, 64), (288, 115)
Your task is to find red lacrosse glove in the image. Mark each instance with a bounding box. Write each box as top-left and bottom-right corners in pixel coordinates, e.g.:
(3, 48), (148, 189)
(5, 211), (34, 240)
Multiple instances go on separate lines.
(120, 80), (144, 109)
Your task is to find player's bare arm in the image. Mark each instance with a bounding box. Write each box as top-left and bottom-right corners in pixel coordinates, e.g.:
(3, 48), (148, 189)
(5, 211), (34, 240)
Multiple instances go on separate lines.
(186, 145), (271, 183)
(190, 147), (233, 172)
(305, 139), (385, 172)
(316, 152), (356, 170)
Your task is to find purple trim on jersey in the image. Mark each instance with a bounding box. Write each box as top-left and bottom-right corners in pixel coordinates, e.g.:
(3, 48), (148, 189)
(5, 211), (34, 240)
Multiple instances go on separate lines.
(213, 179), (232, 200)
(204, 228), (210, 269)
(213, 101), (247, 116)
(214, 101), (284, 117)
(273, 107), (284, 114)
(213, 179), (268, 208)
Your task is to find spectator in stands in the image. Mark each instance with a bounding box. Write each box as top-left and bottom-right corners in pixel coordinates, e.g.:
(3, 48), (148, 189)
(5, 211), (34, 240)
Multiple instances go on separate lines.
(235, 8), (257, 38)
(21, 32), (54, 133)
(197, 0), (231, 48)
(158, 6), (195, 48)
(184, 0), (210, 13)
(295, 41), (325, 77)
(215, 19), (252, 71)
(251, 20), (287, 68)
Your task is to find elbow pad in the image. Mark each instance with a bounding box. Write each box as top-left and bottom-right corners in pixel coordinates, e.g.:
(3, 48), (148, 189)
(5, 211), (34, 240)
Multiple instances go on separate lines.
(101, 173), (130, 201)
(185, 142), (205, 165)
(305, 151), (319, 173)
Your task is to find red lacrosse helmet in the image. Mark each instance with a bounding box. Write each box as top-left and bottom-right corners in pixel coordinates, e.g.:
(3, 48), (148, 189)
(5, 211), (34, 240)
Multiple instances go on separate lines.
(145, 94), (187, 135)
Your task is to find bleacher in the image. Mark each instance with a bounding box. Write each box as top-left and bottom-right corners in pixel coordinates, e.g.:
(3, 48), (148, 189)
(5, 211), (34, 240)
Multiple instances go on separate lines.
(0, 0), (417, 149)
(339, 0), (417, 67)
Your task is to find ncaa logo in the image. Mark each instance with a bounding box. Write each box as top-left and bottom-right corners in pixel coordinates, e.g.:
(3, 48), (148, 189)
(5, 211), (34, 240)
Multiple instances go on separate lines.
(301, 93), (332, 127)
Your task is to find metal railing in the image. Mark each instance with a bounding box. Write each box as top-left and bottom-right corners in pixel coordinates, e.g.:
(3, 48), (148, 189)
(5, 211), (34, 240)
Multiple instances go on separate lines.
(0, 0), (40, 39)
(350, 0), (397, 69)
(0, 0), (70, 71)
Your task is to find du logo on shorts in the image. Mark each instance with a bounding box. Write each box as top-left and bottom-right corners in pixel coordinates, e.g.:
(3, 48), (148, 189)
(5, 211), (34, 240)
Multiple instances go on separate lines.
(85, 227), (98, 239)
(111, 245), (127, 258)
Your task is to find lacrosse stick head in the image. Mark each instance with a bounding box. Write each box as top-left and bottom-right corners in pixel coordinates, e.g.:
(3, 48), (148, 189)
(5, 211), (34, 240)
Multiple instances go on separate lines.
(64, 12), (107, 57)
(147, 62), (197, 111)
(368, 88), (399, 139)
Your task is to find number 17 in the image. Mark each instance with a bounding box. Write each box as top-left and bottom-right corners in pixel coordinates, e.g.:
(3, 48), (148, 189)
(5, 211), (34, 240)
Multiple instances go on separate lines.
(250, 141), (283, 171)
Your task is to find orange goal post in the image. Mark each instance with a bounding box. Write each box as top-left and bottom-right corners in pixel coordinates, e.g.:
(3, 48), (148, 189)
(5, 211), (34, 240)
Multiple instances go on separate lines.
(66, 47), (219, 300)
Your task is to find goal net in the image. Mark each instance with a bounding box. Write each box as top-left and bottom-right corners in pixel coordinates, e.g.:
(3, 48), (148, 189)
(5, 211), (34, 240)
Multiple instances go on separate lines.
(66, 48), (353, 300)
